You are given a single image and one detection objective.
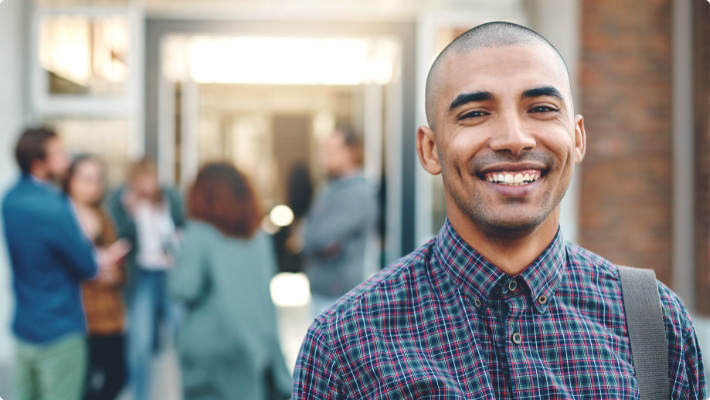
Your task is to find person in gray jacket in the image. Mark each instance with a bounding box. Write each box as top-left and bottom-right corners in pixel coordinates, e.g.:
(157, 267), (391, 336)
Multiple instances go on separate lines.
(302, 127), (378, 318)
(169, 162), (291, 400)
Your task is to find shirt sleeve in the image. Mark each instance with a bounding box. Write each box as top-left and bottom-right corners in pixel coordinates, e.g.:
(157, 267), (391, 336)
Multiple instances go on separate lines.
(302, 183), (376, 255)
(681, 321), (706, 399)
(658, 282), (707, 399)
(293, 322), (345, 399)
(43, 200), (98, 280)
(169, 223), (208, 306)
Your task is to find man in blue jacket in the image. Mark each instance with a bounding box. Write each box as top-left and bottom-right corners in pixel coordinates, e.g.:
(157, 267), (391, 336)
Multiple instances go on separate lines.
(2, 127), (117, 400)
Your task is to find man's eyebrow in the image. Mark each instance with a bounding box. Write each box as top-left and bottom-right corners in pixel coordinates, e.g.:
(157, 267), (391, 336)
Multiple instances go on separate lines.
(521, 86), (563, 101)
(448, 91), (494, 112)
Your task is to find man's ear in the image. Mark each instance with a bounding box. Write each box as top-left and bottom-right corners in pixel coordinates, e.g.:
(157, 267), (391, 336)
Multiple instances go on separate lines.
(417, 125), (441, 175)
(573, 115), (586, 164)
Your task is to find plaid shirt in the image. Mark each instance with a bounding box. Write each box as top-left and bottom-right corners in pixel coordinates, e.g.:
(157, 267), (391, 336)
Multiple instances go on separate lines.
(293, 220), (706, 399)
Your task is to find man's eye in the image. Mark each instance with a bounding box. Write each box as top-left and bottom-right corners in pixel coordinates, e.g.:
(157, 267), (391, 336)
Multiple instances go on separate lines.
(529, 106), (558, 113)
(458, 110), (488, 120)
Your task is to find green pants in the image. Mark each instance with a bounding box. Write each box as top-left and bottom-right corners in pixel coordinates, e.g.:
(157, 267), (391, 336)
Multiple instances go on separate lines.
(13, 334), (88, 400)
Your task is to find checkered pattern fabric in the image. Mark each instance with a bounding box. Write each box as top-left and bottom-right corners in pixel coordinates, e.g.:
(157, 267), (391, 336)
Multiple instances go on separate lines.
(293, 220), (706, 399)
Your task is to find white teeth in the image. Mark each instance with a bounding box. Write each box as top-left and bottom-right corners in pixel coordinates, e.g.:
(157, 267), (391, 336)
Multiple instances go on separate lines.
(486, 171), (542, 185)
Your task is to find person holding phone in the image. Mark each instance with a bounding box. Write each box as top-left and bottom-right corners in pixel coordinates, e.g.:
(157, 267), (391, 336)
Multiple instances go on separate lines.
(63, 154), (131, 400)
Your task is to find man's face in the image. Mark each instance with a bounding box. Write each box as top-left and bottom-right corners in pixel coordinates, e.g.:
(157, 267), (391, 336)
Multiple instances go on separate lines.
(44, 138), (71, 182)
(321, 132), (354, 178)
(417, 44), (586, 236)
(131, 173), (160, 200)
(70, 160), (104, 205)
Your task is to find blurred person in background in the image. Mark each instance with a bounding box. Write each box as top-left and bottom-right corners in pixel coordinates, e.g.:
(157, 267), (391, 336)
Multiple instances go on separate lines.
(107, 157), (184, 400)
(2, 127), (125, 400)
(63, 154), (130, 400)
(302, 128), (378, 318)
(169, 162), (291, 400)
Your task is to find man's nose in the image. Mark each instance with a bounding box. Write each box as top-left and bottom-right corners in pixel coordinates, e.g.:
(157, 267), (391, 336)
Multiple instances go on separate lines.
(488, 112), (536, 157)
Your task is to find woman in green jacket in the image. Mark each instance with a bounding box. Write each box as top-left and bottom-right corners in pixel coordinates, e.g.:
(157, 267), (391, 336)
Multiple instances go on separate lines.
(169, 162), (292, 400)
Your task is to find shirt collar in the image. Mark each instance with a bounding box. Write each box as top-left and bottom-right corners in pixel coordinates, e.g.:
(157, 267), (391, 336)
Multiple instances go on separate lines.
(23, 173), (61, 194)
(434, 219), (566, 314)
(30, 174), (48, 185)
(329, 169), (364, 184)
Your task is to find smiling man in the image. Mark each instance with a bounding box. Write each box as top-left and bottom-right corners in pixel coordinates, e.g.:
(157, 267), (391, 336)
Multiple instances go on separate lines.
(293, 22), (706, 399)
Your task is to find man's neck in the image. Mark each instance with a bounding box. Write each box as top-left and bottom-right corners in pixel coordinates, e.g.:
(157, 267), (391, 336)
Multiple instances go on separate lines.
(447, 208), (561, 276)
(330, 167), (359, 181)
(29, 170), (49, 183)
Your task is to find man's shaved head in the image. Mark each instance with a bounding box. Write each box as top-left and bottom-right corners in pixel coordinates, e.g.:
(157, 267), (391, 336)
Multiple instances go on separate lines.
(425, 21), (570, 128)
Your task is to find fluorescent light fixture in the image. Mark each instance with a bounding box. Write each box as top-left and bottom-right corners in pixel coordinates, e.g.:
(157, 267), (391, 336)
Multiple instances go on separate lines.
(177, 36), (395, 85)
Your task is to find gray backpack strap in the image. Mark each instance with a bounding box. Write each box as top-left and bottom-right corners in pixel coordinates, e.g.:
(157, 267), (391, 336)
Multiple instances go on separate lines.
(618, 265), (670, 400)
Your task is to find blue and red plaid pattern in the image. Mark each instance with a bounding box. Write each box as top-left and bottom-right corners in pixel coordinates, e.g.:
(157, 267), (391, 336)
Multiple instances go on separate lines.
(293, 220), (706, 399)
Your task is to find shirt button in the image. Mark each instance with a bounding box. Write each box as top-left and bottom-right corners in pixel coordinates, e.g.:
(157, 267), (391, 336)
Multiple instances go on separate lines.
(538, 295), (548, 305)
(511, 332), (522, 345)
(473, 298), (482, 308)
(508, 279), (518, 292)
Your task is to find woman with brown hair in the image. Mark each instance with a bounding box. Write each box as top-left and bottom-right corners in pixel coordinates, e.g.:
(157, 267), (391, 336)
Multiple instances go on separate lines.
(168, 162), (292, 400)
(63, 154), (130, 400)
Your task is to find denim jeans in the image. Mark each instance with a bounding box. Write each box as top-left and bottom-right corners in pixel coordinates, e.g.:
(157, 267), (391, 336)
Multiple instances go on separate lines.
(127, 269), (176, 400)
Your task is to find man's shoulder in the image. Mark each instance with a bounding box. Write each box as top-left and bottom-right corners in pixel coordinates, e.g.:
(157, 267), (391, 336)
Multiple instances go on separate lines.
(564, 241), (621, 280)
(567, 242), (693, 330)
(655, 279), (694, 330)
(2, 178), (64, 217)
(333, 174), (375, 196)
(311, 240), (436, 332)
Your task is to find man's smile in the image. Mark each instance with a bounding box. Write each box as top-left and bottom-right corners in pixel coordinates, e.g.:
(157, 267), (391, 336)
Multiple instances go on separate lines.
(476, 162), (548, 189)
(483, 169), (542, 186)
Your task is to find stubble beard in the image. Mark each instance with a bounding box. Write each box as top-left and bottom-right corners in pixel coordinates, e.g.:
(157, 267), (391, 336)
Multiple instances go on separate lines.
(448, 185), (555, 241)
(441, 152), (571, 242)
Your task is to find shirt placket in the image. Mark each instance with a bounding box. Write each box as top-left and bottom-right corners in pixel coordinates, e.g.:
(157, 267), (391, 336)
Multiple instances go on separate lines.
(501, 277), (529, 398)
(487, 295), (512, 397)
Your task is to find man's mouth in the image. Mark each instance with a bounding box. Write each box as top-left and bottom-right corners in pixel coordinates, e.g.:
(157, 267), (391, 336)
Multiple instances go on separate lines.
(483, 169), (542, 186)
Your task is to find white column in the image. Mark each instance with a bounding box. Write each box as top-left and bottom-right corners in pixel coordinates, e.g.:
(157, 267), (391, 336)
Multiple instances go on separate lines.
(671, 0), (694, 308)
(128, 0), (146, 159)
(363, 83), (384, 186)
(385, 56), (403, 264)
(158, 63), (176, 185)
(180, 77), (199, 189)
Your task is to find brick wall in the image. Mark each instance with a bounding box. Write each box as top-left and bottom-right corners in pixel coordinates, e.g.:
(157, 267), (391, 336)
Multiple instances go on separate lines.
(579, 0), (674, 284)
(694, 0), (710, 314)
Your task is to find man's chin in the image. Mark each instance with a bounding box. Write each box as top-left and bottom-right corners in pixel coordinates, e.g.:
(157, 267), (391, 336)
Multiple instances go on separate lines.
(472, 213), (548, 239)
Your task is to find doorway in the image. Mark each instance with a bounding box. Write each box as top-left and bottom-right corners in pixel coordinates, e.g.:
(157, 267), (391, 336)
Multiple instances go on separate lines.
(156, 34), (402, 272)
